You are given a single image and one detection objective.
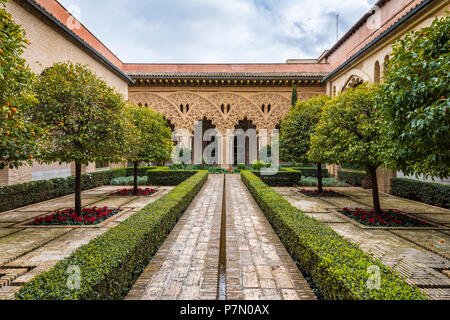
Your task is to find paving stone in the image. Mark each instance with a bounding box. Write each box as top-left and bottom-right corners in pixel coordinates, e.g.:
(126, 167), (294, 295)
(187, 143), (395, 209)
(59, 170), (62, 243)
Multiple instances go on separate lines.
(226, 175), (316, 300)
(126, 175), (223, 300)
(0, 228), (70, 266)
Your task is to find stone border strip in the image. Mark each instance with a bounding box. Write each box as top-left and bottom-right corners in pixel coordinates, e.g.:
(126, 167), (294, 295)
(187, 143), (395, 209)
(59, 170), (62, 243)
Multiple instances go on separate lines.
(0, 229), (72, 268)
(389, 230), (450, 261)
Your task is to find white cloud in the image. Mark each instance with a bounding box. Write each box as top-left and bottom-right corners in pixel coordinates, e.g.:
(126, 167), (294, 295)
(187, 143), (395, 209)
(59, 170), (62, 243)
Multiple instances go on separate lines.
(59, 0), (377, 63)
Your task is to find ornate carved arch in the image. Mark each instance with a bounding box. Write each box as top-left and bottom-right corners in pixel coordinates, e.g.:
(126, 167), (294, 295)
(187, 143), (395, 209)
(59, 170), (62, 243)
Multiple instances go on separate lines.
(249, 93), (291, 130)
(167, 92), (226, 134)
(209, 93), (267, 131)
(129, 93), (187, 130)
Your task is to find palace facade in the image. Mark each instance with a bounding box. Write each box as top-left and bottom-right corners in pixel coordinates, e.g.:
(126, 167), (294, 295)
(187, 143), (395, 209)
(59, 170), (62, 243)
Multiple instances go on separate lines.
(1, 0), (449, 190)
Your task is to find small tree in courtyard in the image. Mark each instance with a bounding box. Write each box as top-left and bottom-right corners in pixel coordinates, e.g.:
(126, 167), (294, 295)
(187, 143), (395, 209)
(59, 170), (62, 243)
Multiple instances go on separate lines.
(291, 84), (298, 107)
(309, 85), (385, 213)
(124, 103), (173, 194)
(31, 62), (127, 216)
(0, 0), (43, 169)
(280, 95), (330, 192)
(376, 14), (450, 179)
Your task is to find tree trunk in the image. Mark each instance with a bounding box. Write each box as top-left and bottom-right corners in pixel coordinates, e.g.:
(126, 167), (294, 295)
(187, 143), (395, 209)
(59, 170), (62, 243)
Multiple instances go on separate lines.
(317, 162), (323, 193)
(133, 161), (138, 195)
(75, 162), (82, 216)
(368, 166), (381, 215)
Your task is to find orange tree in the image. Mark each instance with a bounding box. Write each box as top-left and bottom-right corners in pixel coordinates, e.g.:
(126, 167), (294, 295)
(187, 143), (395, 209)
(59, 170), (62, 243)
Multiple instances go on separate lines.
(280, 95), (330, 192)
(376, 14), (450, 179)
(0, 0), (43, 170)
(123, 102), (172, 194)
(309, 85), (385, 214)
(31, 62), (127, 215)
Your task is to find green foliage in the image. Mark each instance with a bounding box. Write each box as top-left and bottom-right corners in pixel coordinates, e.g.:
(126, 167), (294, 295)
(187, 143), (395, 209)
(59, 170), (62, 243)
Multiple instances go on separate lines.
(309, 85), (383, 170)
(147, 168), (199, 185)
(240, 171), (427, 300)
(0, 168), (126, 213)
(298, 176), (349, 187)
(31, 61), (127, 165)
(376, 14), (450, 179)
(16, 171), (208, 300)
(110, 176), (148, 186)
(0, 0), (42, 169)
(291, 84), (298, 107)
(250, 170), (303, 186)
(289, 167), (329, 178)
(338, 169), (367, 187)
(237, 163), (246, 170)
(123, 103), (173, 164)
(391, 178), (450, 209)
(280, 95), (330, 164)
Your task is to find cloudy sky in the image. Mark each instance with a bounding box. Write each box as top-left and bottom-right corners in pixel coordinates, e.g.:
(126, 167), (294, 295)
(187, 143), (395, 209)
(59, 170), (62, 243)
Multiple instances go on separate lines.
(59, 0), (378, 63)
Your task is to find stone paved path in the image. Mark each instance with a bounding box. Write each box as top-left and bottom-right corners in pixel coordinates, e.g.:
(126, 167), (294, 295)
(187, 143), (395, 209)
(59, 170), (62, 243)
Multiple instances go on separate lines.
(0, 185), (171, 300)
(126, 175), (223, 300)
(277, 186), (450, 300)
(126, 175), (316, 300)
(225, 175), (316, 300)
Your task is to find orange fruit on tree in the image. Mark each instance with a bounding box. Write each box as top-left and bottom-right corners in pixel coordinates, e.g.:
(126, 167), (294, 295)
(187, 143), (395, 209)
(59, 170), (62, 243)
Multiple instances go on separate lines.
(440, 239), (444, 243)
(10, 107), (17, 114)
(0, 48), (3, 54)
(5, 131), (10, 136)
(31, 131), (35, 136)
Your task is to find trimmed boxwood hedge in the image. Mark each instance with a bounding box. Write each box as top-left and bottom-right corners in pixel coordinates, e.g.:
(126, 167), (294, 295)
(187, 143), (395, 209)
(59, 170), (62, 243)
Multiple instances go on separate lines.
(391, 178), (450, 209)
(241, 171), (426, 300)
(252, 170), (303, 186)
(15, 171), (209, 300)
(147, 168), (198, 186)
(289, 167), (329, 178)
(338, 169), (367, 187)
(0, 169), (127, 213)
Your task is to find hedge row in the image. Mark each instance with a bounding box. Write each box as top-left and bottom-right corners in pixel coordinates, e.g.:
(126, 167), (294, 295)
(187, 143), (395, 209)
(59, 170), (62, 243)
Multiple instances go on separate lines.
(288, 167), (330, 178)
(241, 171), (426, 300)
(16, 171), (209, 300)
(147, 168), (199, 186)
(338, 169), (367, 186)
(251, 170), (303, 186)
(391, 178), (450, 209)
(0, 169), (127, 213)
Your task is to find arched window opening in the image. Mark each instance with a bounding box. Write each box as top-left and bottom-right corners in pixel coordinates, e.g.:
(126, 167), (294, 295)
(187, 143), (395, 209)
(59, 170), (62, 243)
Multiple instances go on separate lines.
(333, 86), (336, 97)
(186, 104), (190, 113)
(180, 104), (184, 113)
(261, 104), (265, 113)
(383, 55), (390, 74)
(267, 104), (271, 113)
(227, 104), (231, 113)
(138, 103), (142, 107)
(374, 61), (381, 83)
(221, 104), (225, 114)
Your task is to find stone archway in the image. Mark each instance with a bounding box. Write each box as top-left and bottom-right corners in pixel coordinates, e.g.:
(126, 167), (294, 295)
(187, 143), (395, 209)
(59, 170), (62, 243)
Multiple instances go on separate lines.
(233, 118), (257, 166)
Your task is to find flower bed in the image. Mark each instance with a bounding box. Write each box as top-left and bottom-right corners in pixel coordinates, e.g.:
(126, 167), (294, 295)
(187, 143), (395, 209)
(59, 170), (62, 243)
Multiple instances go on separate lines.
(31, 206), (121, 226)
(111, 188), (156, 196)
(340, 207), (432, 227)
(299, 188), (346, 197)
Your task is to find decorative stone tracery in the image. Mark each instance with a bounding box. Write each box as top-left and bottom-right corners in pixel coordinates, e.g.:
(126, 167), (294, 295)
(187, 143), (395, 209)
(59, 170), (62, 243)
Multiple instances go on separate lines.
(129, 91), (293, 134)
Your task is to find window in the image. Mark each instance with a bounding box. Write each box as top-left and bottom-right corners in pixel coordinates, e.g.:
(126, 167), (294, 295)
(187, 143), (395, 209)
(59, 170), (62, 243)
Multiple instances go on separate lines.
(374, 61), (381, 83)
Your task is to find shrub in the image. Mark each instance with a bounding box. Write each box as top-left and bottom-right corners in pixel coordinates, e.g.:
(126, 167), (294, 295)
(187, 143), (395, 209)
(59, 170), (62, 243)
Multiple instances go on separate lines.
(16, 171), (209, 300)
(240, 171), (426, 300)
(0, 168), (126, 213)
(391, 178), (450, 209)
(237, 164), (246, 170)
(110, 176), (148, 186)
(289, 167), (329, 178)
(147, 168), (198, 186)
(338, 169), (367, 187)
(251, 170), (302, 187)
(298, 177), (349, 187)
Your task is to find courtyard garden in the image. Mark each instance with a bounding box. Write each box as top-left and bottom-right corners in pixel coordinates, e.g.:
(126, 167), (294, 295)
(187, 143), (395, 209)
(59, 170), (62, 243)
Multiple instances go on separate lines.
(0, 1), (449, 302)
